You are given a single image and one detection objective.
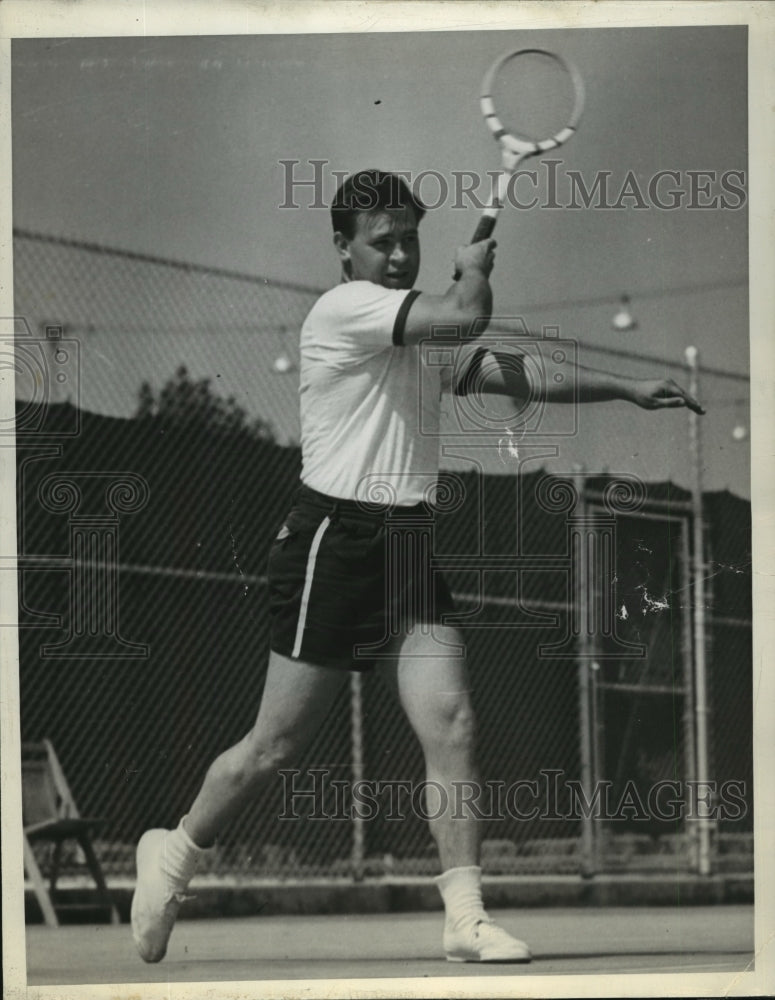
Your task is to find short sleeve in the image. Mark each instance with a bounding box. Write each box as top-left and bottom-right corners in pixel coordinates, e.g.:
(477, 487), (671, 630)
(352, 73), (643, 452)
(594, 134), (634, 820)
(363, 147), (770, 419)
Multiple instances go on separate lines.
(311, 282), (421, 353)
(428, 344), (489, 396)
(452, 345), (489, 396)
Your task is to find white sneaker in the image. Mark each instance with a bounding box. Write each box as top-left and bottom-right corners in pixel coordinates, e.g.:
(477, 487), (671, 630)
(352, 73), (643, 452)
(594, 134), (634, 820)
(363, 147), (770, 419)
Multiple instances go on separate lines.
(444, 918), (532, 963)
(131, 829), (192, 963)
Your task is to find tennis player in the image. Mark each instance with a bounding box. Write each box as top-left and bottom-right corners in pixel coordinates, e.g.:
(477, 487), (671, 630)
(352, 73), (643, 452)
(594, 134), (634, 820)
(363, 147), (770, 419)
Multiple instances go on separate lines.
(132, 170), (704, 965)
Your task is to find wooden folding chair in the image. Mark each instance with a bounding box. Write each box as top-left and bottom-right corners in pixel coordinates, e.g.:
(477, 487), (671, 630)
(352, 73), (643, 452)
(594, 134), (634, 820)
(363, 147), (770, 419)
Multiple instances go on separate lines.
(22, 739), (119, 926)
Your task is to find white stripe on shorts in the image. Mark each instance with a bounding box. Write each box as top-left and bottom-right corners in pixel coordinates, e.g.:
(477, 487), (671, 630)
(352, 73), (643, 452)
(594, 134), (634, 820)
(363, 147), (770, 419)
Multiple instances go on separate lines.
(291, 514), (332, 659)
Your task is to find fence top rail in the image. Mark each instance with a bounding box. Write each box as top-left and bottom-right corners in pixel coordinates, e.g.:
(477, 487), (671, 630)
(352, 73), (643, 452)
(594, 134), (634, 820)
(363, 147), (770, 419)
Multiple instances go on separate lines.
(12, 227), (327, 297)
(583, 491), (694, 516)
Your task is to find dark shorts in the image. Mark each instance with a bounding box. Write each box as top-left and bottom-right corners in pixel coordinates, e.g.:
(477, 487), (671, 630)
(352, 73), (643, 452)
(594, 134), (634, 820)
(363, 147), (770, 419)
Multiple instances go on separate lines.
(267, 483), (456, 671)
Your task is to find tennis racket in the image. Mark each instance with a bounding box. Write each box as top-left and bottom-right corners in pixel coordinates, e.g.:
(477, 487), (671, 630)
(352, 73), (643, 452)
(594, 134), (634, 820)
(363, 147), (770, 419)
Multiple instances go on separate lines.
(455, 48), (584, 276)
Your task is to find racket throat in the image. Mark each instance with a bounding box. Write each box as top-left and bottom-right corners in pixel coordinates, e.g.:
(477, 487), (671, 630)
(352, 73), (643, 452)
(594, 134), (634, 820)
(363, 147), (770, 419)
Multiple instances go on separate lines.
(487, 157), (524, 214)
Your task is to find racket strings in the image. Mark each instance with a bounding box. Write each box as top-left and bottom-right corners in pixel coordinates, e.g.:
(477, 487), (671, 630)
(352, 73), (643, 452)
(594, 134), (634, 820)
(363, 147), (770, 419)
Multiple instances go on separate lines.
(489, 51), (577, 144)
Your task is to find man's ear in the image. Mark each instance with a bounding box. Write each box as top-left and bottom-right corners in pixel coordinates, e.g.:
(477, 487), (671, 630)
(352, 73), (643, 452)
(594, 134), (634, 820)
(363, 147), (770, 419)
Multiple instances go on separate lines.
(333, 231), (352, 278)
(333, 231), (350, 263)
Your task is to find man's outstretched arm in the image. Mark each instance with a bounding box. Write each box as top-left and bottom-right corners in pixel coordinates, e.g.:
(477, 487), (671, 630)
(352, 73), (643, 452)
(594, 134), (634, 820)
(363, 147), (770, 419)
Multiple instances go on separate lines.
(466, 348), (705, 414)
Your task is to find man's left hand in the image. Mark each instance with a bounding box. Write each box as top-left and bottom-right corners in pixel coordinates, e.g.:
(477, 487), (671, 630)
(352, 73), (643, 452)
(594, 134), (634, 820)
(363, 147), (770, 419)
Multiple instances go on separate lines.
(628, 378), (705, 414)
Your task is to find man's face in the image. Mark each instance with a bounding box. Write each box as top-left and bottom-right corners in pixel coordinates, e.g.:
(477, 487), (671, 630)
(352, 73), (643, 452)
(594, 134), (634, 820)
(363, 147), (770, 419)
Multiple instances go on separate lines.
(335, 207), (420, 290)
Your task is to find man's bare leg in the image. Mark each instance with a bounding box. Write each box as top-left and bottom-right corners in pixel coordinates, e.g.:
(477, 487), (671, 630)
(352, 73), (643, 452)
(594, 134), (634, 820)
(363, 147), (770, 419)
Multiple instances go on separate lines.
(380, 625), (531, 963)
(381, 625), (479, 869)
(132, 652), (347, 962)
(185, 652), (348, 846)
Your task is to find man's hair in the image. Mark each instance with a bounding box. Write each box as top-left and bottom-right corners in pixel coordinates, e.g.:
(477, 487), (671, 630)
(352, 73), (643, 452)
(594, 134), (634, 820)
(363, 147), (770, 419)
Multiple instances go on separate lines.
(330, 169), (426, 238)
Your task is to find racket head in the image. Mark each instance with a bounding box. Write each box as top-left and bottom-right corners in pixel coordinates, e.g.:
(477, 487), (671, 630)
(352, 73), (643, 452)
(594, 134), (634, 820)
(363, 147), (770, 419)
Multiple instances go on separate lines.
(480, 47), (585, 157)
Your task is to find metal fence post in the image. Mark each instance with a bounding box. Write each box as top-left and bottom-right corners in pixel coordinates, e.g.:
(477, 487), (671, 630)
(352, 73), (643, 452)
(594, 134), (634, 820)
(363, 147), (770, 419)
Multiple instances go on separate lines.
(350, 671), (365, 881)
(590, 654), (605, 872)
(685, 346), (712, 875)
(679, 522), (699, 870)
(576, 471), (596, 878)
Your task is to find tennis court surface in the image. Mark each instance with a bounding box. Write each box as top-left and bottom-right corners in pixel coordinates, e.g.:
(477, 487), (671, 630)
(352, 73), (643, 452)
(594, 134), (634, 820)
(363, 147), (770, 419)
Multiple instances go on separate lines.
(26, 904), (753, 985)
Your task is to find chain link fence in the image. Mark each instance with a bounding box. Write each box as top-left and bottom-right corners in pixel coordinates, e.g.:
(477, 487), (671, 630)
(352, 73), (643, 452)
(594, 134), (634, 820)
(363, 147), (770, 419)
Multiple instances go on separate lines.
(12, 231), (752, 886)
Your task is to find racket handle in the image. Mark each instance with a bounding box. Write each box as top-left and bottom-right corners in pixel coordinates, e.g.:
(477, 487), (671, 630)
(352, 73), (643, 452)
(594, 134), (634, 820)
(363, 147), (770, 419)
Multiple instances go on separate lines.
(453, 214), (498, 280)
(471, 215), (497, 244)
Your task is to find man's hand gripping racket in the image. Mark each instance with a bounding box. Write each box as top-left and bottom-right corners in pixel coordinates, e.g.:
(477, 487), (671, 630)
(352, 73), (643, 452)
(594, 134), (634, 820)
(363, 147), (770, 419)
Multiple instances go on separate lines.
(455, 48), (585, 278)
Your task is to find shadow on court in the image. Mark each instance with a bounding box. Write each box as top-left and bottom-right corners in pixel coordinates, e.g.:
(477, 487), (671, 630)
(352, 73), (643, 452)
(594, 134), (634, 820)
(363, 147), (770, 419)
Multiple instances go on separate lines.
(25, 905), (754, 986)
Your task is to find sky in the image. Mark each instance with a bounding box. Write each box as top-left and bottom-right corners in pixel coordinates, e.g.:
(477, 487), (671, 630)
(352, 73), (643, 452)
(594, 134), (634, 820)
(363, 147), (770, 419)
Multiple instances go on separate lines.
(10, 24), (752, 495)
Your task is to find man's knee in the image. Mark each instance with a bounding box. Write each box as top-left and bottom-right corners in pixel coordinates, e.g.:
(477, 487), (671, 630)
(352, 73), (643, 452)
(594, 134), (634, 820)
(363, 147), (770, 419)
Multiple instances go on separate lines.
(446, 698), (477, 749)
(236, 728), (300, 786)
(422, 695), (477, 754)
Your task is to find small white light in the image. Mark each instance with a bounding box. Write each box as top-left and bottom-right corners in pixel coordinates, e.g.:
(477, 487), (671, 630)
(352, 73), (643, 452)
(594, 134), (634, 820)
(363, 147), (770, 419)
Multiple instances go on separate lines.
(612, 296), (638, 332)
(273, 354), (295, 374)
(732, 423), (748, 441)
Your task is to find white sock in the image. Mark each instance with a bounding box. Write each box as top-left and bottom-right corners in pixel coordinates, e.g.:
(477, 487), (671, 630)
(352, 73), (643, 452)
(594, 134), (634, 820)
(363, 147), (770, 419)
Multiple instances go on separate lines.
(161, 816), (212, 887)
(435, 865), (489, 932)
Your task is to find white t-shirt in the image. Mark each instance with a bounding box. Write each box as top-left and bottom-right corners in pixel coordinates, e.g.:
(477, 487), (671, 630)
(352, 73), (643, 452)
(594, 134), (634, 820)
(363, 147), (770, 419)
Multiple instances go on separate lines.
(299, 281), (456, 506)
